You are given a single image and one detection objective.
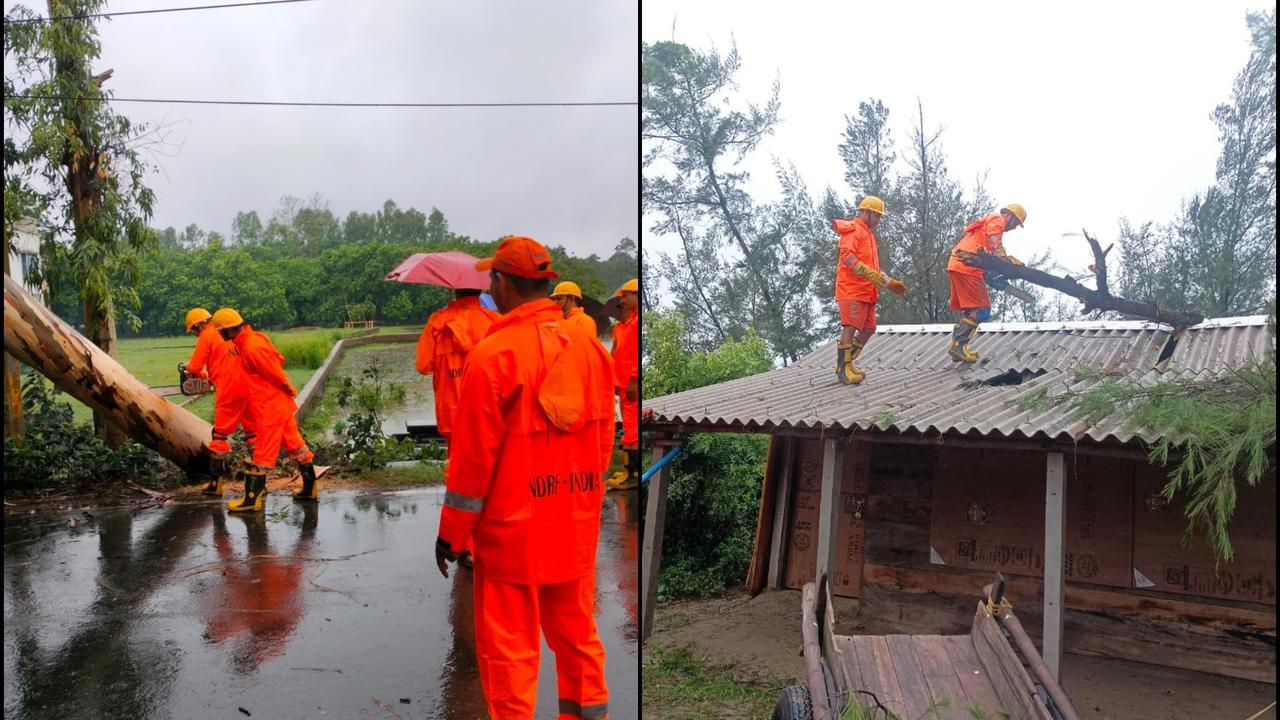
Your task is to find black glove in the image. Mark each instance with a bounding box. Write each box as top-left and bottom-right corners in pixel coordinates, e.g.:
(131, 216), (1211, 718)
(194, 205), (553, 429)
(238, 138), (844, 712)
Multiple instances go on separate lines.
(435, 537), (458, 578)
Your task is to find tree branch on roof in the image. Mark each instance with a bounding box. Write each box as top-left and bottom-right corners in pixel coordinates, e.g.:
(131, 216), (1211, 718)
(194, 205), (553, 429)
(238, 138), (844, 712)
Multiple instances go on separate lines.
(956, 230), (1205, 330)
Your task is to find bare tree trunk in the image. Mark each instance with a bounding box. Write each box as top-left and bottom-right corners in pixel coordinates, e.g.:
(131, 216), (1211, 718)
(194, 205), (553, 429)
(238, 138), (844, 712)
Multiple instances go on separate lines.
(4, 275), (212, 474)
(3, 226), (24, 443)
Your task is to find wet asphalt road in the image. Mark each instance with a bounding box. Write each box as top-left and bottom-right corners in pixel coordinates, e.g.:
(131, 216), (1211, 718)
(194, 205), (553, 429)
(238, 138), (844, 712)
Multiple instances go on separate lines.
(3, 487), (639, 719)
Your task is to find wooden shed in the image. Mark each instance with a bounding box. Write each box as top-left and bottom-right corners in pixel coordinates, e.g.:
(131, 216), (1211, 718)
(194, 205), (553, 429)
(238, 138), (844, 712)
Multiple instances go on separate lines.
(642, 317), (1275, 684)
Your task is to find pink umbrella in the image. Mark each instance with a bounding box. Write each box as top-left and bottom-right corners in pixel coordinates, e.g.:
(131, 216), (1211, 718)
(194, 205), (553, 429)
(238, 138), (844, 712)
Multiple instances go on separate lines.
(385, 252), (491, 290)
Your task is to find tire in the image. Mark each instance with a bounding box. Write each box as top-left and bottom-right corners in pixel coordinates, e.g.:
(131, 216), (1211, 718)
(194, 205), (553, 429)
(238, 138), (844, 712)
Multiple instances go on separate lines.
(772, 684), (813, 720)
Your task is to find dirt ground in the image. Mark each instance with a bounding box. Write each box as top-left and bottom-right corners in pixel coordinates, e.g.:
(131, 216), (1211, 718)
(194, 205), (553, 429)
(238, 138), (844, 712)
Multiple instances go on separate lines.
(650, 587), (1277, 720)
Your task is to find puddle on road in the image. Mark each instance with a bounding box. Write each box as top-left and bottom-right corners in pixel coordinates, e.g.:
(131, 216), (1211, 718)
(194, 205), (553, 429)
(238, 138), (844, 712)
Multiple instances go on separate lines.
(3, 488), (639, 719)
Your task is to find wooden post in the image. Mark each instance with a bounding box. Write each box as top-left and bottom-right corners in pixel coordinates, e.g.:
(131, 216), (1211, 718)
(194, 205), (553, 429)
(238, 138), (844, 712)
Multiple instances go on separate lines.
(641, 444), (671, 643)
(816, 437), (844, 583)
(1044, 451), (1066, 679)
(767, 436), (794, 589)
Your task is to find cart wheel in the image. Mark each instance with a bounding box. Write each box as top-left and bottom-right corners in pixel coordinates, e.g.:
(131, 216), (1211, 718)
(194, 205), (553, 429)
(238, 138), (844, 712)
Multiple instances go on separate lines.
(772, 684), (813, 720)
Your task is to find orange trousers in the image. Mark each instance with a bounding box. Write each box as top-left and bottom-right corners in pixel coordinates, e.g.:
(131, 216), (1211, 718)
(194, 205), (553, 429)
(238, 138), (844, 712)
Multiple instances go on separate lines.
(440, 432), (472, 556)
(948, 270), (991, 311)
(619, 392), (638, 448)
(251, 414), (312, 468)
(210, 390), (255, 455)
(473, 569), (609, 720)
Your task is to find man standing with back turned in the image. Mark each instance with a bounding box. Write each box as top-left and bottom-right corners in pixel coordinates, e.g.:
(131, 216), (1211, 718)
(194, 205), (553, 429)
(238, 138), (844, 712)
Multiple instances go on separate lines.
(435, 236), (617, 720)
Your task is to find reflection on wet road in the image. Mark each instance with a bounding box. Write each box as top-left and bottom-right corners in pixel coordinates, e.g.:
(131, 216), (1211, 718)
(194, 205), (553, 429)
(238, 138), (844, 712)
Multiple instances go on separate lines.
(3, 488), (639, 719)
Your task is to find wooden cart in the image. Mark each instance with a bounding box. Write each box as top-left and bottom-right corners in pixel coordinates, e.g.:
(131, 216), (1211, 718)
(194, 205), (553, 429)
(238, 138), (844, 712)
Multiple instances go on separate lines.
(774, 573), (1079, 720)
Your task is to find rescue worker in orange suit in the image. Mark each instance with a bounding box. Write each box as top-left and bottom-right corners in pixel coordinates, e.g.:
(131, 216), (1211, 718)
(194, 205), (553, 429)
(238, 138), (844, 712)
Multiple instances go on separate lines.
(209, 308), (319, 512)
(607, 279), (639, 489)
(184, 308), (256, 495)
(203, 503), (316, 673)
(551, 281), (599, 339)
(415, 287), (498, 567)
(435, 236), (616, 720)
(946, 203), (1027, 362)
(833, 197), (907, 385)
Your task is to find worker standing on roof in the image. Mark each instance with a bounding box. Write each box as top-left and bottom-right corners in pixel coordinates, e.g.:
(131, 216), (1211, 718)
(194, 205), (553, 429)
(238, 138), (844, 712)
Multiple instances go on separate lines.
(415, 287), (498, 567)
(608, 279), (640, 489)
(551, 281), (600, 339)
(210, 308), (319, 512)
(946, 204), (1027, 362)
(833, 197), (908, 385)
(184, 308), (256, 496)
(435, 236), (616, 720)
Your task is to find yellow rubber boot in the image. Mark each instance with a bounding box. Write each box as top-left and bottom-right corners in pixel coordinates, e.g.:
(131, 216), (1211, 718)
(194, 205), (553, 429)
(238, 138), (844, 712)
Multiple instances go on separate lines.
(202, 454), (228, 495)
(948, 318), (980, 363)
(837, 344), (866, 385)
(607, 449), (633, 489)
(227, 469), (267, 513)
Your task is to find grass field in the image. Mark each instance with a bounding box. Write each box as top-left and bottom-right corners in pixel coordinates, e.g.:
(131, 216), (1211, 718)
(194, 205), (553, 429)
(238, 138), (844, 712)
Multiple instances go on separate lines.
(47, 324), (424, 426)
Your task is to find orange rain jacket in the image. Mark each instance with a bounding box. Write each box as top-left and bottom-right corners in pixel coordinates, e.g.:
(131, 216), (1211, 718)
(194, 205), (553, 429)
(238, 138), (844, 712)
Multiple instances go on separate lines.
(232, 326), (298, 426)
(188, 324), (244, 394)
(439, 299), (617, 585)
(563, 306), (598, 339)
(415, 297), (499, 437)
(947, 213), (1009, 278)
(612, 310), (638, 391)
(833, 217), (882, 304)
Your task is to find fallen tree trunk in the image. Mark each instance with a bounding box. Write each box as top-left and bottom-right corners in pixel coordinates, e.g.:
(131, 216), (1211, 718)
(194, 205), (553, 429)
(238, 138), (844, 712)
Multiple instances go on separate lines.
(957, 230), (1205, 330)
(4, 274), (212, 474)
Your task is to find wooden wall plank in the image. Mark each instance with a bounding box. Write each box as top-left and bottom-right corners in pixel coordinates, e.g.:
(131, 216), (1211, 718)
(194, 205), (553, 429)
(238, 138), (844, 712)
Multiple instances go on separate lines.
(929, 448), (1134, 588)
(1133, 465), (1276, 606)
(746, 435), (782, 594)
(831, 438), (871, 598)
(784, 439), (824, 590)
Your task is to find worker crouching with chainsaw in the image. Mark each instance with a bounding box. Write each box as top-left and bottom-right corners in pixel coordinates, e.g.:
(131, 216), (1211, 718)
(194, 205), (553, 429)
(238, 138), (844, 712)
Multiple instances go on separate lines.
(945, 203), (1026, 362)
(435, 236), (617, 720)
(210, 308), (320, 512)
(833, 196), (907, 384)
(184, 307), (256, 496)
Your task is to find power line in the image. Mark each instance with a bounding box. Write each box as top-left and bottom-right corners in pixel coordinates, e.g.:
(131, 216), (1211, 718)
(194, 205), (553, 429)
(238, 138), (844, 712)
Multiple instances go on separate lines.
(11, 94), (637, 108)
(4, 0), (317, 24)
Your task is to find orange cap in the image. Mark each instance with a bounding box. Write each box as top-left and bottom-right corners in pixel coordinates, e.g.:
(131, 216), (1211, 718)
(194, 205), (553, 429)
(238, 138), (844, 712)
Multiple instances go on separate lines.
(474, 236), (559, 280)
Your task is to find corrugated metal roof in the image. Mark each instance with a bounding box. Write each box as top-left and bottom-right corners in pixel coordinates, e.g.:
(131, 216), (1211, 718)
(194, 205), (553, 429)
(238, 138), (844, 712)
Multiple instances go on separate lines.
(645, 316), (1273, 444)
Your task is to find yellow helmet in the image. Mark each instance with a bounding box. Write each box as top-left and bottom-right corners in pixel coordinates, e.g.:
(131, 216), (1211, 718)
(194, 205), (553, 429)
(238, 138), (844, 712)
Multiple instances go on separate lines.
(551, 281), (583, 299)
(1004, 203), (1027, 225)
(857, 196), (886, 215)
(615, 278), (639, 297)
(184, 308), (212, 334)
(210, 308), (244, 330)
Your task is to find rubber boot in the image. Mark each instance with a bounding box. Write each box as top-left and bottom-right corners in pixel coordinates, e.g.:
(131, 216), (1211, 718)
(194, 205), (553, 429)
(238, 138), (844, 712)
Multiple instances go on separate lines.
(227, 468), (267, 513)
(607, 448), (631, 488)
(948, 317), (980, 363)
(837, 343), (866, 385)
(202, 454), (227, 495)
(292, 463), (319, 502)
(626, 446), (642, 487)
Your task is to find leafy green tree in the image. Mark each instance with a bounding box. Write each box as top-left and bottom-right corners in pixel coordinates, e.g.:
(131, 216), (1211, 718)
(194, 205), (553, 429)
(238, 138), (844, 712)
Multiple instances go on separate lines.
(231, 210), (263, 245)
(643, 311), (775, 597)
(5, 0), (159, 445)
(1116, 10), (1275, 318)
(645, 41), (822, 364)
(425, 207), (449, 247)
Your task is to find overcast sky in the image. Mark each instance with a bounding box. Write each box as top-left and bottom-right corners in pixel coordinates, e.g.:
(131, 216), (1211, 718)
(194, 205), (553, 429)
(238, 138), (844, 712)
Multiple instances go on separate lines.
(5, 0), (638, 258)
(642, 0), (1267, 286)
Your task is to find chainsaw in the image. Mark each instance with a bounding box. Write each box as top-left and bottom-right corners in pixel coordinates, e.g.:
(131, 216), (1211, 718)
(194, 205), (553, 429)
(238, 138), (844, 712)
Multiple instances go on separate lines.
(986, 274), (1035, 303)
(178, 363), (214, 396)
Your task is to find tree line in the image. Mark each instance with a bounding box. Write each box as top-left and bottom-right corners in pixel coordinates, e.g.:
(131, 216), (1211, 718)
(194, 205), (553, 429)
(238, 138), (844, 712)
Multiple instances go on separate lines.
(642, 8), (1275, 363)
(42, 195), (637, 336)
